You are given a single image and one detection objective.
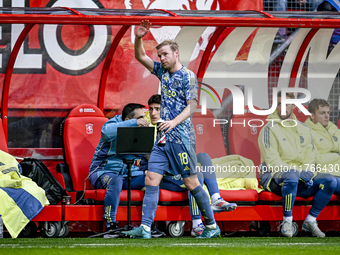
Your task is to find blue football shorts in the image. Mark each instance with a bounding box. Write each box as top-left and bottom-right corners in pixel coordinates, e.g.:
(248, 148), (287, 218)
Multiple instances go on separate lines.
(148, 141), (197, 178)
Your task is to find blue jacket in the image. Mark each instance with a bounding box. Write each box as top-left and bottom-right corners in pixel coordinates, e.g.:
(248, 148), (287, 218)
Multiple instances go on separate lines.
(89, 115), (143, 184)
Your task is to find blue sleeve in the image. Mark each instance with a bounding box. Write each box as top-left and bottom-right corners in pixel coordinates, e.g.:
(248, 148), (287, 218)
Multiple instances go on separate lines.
(185, 70), (198, 101)
(17, 164), (22, 174)
(139, 157), (148, 172)
(101, 119), (137, 141)
(151, 61), (163, 80)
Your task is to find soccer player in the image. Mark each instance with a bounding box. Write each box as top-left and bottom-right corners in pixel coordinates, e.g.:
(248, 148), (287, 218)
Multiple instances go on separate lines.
(122, 20), (220, 239)
(258, 91), (336, 237)
(304, 98), (340, 195)
(145, 94), (237, 236)
(88, 103), (149, 233)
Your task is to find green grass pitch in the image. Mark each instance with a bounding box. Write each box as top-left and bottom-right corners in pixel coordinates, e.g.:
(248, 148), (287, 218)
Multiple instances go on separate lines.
(1, 237), (340, 255)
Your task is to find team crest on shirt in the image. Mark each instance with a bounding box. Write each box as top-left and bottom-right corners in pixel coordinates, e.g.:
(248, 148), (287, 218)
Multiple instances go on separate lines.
(333, 136), (338, 142)
(172, 80), (179, 88)
(300, 136), (304, 144)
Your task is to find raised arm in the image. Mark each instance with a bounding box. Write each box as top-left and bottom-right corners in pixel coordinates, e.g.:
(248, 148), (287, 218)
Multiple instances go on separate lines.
(134, 20), (154, 72)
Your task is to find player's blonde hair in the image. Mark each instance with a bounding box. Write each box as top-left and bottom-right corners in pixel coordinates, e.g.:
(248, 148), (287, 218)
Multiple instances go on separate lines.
(156, 40), (179, 52)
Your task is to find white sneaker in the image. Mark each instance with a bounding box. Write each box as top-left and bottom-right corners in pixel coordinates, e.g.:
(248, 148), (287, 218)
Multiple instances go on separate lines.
(191, 223), (205, 237)
(280, 220), (293, 237)
(302, 221), (325, 237)
(210, 198), (237, 213)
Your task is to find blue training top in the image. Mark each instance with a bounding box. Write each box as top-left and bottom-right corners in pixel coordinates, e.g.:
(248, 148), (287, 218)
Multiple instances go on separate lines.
(89, 114), (143, 181)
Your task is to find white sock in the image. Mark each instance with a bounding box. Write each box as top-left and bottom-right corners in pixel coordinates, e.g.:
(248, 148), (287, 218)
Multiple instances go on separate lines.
(283, 216), (293, 222)
(206, 223), (217, 229)
(192, 219), (203, 229)
(211, 193), (220, 202)
(141, 224), (150, 232)
(305, 214), (316, 222)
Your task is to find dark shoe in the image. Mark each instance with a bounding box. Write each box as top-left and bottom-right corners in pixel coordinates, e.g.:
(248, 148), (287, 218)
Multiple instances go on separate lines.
(105, 222), (120, 232)
(103, 222), (121, 238)
(151, 224), (166, 238)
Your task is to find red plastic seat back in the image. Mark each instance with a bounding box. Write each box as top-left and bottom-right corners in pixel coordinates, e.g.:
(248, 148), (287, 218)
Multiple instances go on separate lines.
(63, 104), (107, 191)
(0, 119), (8, 153)
(228, 106), (267, 168)
(293, 105), (309, 123)
(192, 106), (227, 159)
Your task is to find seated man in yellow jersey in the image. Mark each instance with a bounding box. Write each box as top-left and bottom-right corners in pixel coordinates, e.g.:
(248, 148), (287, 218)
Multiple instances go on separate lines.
(142, 94), (237, 237)
(258, 91), (336, 238)
(304, 98), (340, 195)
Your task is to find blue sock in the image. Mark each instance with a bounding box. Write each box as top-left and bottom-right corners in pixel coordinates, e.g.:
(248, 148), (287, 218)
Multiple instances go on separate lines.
(197, 153), (219, 195)
(270, 169), (299, 217)
(141, 185), (159, 227)
(189, 193), (201, 220)
(282, 179), (298, 217)
(190, 185), (215, 225)
(299, 173), (336, 217)
(97, 174), (123, 226)
(189, 173), (204, 220)
(202, 171), (219, 196)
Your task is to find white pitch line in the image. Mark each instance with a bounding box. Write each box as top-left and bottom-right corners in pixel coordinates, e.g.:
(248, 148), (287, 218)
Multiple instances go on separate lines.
(1, 243), (338, 249)
(171, 243), (331, 247)
(270, 243), (326, 246)
(173, 243), (225, 246)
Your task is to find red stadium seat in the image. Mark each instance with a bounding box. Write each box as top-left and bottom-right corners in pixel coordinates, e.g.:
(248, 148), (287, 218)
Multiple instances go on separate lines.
(193, 106), (260, 203)
(192, 106), (227, 159)
(59, 104), (109, 202)
(59, 104), (147, 204)
(0, 119), (8, 153)
(219, 189), (258, 202)
(159, 190), (189, 203)
(228, 106), (267, 168)
(293, 105), (309, 123)
(258, 191), (338, 202)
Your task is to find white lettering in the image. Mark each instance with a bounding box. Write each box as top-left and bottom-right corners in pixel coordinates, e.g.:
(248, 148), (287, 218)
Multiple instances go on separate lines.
(203, 86), (311, 116)
(230, 119), (246, 127)
(84, 108), (95, 113)
(281, 88), (311, 116)
(213, 119), (228, 127)
(216, 118), (297, 127)
(281, 119), (298, 127)
(12, 0), (42, 69)
(248, 119), (265, 128)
